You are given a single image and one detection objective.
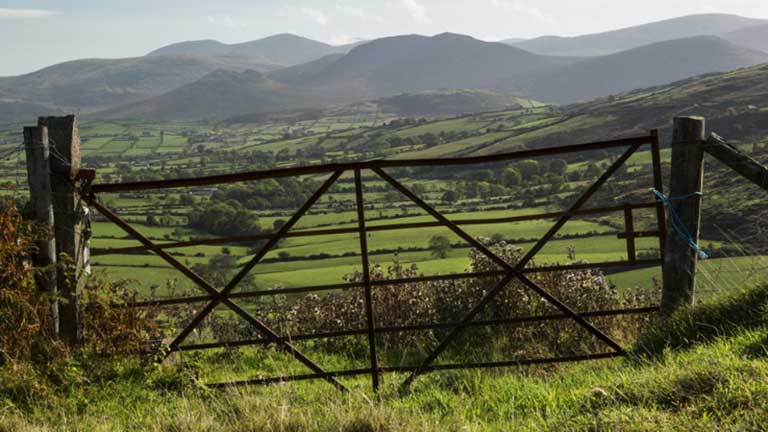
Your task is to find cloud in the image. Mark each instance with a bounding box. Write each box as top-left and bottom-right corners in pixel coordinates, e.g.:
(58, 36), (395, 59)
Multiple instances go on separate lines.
(400, 0), (430, 24)
(335, 4), (385, 23)
(0, 8), (58, 19)
(301, 7), (328, 26)
(335, 4), (366, 18)
(207, 14), (248, 29)
(489, 0), (556, 25)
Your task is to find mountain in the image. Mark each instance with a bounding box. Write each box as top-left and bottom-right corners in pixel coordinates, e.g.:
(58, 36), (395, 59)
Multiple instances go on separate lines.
(148, 34), (355, 66)
(97, 69), (335, 121)
(0, 99), (63, 123)
(0, 55), (280, 111)
(482, 63), (768, 155)
(722, 24), (768, 53)
(267, 54), (346, 85)
(500, 36), (768, 104)
(500, 38), (526, 45)
(511, 13), (767, 56)
(278, 33), (576, 98)
(143, 39), (232, 57)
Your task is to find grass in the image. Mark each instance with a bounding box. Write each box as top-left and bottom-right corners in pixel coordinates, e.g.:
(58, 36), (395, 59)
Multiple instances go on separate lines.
(608, 255), (768, 301)
(3, 284), (768, 430)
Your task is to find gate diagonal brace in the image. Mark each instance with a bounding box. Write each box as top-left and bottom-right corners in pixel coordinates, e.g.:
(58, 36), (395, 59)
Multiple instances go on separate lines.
(372, 143), (640, 389)
(85, 169), (349, 392)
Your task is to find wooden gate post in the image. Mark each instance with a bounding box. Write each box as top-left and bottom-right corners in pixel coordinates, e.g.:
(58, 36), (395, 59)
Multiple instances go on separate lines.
(661, 116), (706, 317)
(23, 125), (59, 335)
(39, 115), (85, 345)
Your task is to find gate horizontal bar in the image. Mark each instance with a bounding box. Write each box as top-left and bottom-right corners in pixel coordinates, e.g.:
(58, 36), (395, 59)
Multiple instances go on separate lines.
(91, 202), (659, 256)
(176, 306), (658, 351)
(206, 352), (623, 388)
(89, 135), (654, 193)
(118, 259), (662, 308)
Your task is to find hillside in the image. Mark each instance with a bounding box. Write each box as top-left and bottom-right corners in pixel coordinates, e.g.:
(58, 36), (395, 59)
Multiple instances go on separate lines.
(3, 272), (767, 430)
(98, 69), (333, 121)
(722, 24), (768, 53)
(280, 33), (576, 98)
(375, 89), (537, 116)
(0, 55), (280, 112)
(501, 36), (768, 103)
(148, 34), (354, 66)
(511, 13), (767, 56)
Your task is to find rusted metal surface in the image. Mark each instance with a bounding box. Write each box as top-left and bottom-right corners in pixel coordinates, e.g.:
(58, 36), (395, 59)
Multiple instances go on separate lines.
(163, 170), (345, 354)
(354, 168), (380, 391)
(208, 352), (623, 388)
(86, 185), (349, 392)
(115, 258), (662, 309)
(84, 133), (664, 392)
(91, 202), (659, 256)
(90, 136), (654, 194)
(624, 205), (637, 263)
(175, 306), (659, 352)
(373, 143), (641, 388)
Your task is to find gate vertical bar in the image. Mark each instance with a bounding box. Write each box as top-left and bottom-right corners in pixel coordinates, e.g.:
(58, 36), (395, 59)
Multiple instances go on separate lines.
(623, 205), (636, 263)
(354, 168), (380, 392)
(650, 129), (668, 261)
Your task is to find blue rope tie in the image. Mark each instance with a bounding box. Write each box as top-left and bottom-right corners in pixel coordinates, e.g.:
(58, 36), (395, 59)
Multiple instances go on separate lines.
(651, 188), (708, 260)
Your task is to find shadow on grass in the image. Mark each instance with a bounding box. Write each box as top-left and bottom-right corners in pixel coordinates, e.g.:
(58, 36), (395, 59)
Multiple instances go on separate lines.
(633, 284), (768, 358)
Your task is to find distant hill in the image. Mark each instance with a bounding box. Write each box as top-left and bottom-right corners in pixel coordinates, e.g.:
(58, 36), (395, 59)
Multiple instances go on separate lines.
(148, 34), (355, 66)
(474, 63), (768, 155)
(501, 36), (768, 103)
(510, 13), (766, 56)
(267, 54), (346, 85)
(722, 24), (768, 53)
(97, 69), (335, 121)
(278, 33), (575, 98)
(375, 89), (534, 116)
(0, 99), (62, 123)
(0, 55), (280, 112)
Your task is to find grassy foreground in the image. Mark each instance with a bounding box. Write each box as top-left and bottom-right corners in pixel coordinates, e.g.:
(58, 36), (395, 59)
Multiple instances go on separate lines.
(2, 285), (768, 431)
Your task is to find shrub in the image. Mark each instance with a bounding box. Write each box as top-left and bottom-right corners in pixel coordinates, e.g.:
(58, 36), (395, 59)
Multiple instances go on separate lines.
(0, 200), (61, 364)
(230, 241), (657, 361)
(81, 277), (164, 356)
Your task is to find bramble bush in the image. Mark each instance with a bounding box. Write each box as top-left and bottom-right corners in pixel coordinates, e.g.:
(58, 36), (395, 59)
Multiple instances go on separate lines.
(0, 200), (61, 365)
(207, 239), (656, 362)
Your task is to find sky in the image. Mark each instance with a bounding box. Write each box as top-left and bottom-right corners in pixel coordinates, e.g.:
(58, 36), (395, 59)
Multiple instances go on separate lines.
(1, 0), (767, 76)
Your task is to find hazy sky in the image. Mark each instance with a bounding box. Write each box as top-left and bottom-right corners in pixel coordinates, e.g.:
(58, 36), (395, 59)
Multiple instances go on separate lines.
(1, 0), (767, 76)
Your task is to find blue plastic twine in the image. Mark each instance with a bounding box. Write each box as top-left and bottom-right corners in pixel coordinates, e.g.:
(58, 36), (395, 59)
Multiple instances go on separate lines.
(650, 188), (709, 260)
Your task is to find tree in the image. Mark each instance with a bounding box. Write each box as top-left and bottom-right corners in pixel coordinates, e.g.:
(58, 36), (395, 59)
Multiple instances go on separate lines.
(501, 168), (521, 187)
(172, 227), (185, 240)
(272, 219), (286, 231)
(441, 190), (458, 203)
(429, 235), (451, 259)
(517, 160), (540, 181)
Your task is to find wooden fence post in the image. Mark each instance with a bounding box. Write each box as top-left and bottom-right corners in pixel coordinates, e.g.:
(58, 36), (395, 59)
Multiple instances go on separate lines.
(661, 116), (705, 317)
(38, 115), (85, 345)
(23, 125), (59, 335)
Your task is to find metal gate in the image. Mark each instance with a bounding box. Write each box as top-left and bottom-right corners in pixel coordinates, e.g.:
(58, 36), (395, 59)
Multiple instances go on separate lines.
(84, 131), (667, 392)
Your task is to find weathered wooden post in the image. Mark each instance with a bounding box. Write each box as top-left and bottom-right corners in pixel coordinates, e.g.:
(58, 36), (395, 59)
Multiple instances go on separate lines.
(39, 115), (85, 345)
(23, 125), (59, 335)
(661, 116), (706, 317)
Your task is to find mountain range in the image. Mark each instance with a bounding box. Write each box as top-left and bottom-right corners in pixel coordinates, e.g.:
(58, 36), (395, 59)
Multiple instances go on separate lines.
(1, 13), (767, 123)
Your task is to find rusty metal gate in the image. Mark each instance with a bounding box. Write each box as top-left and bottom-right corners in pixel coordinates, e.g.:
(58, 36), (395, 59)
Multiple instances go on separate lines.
(83, 131), (667, 392)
